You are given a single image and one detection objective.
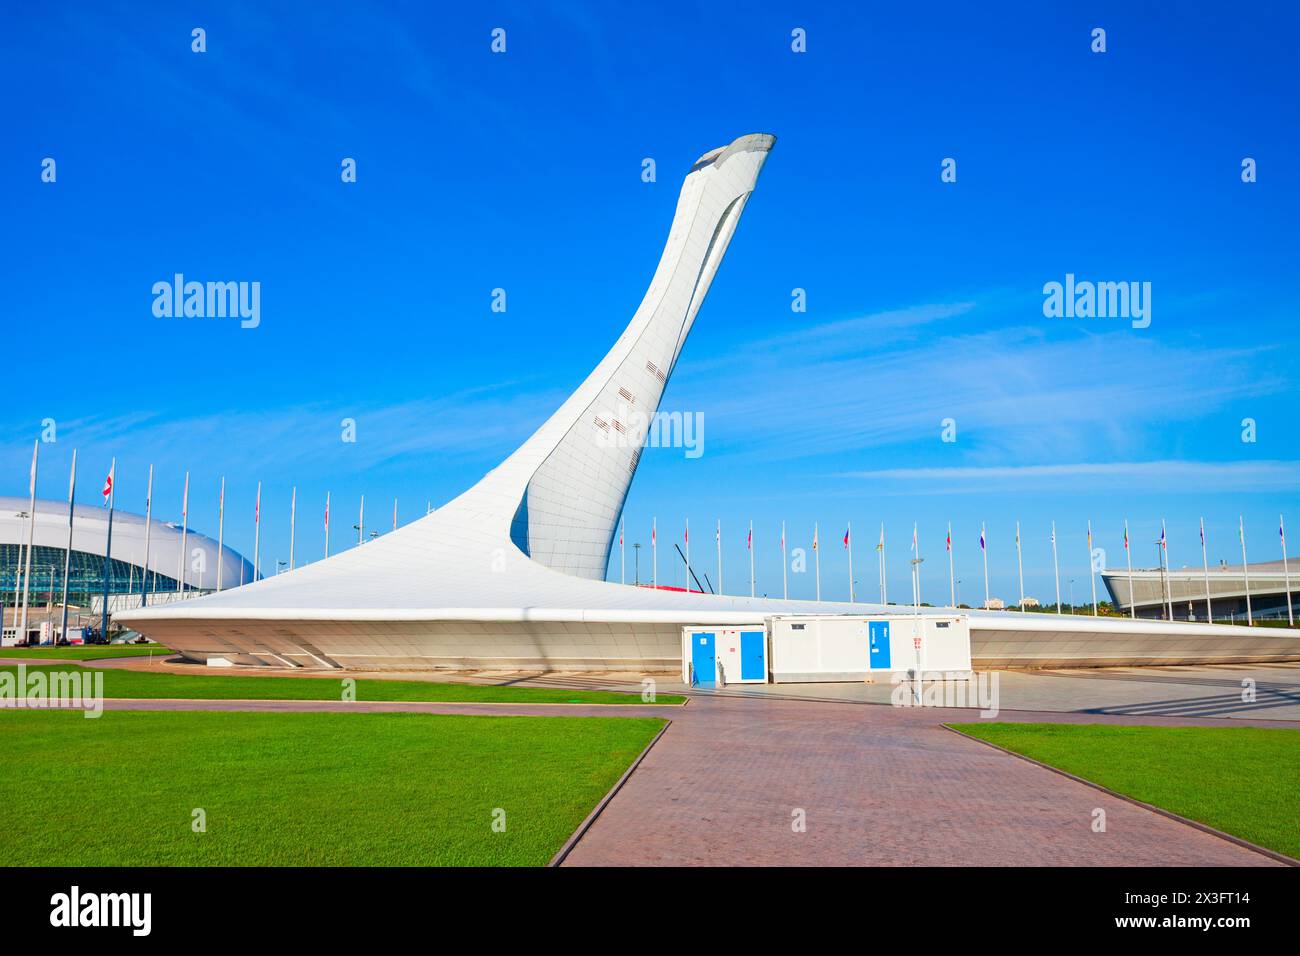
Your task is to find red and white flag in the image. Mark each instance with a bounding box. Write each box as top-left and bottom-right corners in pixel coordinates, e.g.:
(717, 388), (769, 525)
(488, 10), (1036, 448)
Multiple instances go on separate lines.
(101, 463), (114, 504)
(324, 493), (330, 530)
(747, 525), (752, 550)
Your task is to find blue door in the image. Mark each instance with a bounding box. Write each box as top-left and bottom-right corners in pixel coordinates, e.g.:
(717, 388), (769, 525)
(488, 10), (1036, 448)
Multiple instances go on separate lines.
(869, 621), (891, 669)
(740, 631), (766, 681)
(690, 632), (716, 687)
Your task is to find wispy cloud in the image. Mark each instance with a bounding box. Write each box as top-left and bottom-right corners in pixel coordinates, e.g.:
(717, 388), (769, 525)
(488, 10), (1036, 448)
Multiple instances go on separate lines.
(836, 460), (1300, 494)
(670, 303), (1287, 464)
(0, 382), (565, 487)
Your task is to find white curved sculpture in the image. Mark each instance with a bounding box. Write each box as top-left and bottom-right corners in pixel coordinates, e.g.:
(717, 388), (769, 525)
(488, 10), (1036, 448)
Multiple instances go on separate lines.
(118, 134), (1300, 670)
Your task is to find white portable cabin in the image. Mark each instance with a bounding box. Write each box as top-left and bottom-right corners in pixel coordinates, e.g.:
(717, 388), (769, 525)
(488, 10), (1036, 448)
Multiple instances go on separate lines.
(768, 613), (972, 683)
(681, 625), (769, 688)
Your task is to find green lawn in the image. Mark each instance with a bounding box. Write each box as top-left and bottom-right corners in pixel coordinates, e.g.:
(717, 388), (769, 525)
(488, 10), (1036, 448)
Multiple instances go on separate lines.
(0, 644), (173, 660)
(0, 663), (682, 705)
(951, 722), (1300, 859)
(0, 709), (665, 865)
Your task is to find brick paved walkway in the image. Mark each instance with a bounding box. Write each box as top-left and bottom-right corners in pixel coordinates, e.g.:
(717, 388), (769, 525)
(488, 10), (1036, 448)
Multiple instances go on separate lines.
(560, 696), (1284, 866)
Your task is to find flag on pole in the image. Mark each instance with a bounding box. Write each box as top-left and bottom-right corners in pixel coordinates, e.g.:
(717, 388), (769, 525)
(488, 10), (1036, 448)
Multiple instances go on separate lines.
(979, 526), (986, 551)
(651, 522), (656, 546)
(747, 525), (752, 550)
(846, 527), (852, 549)
(101, 464), (114, 504)
(812, 526), (818, 551)
(946, 528), (951, 552)
(1124, 525), (1129, 550)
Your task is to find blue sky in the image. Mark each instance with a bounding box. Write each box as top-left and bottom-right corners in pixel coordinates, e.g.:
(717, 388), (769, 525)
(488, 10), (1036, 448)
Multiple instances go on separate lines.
(3, 1), (1297, 603)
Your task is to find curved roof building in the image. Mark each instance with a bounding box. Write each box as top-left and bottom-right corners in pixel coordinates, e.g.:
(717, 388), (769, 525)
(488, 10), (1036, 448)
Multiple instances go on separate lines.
(0, 495), (253, 608)
(117, 134), (1300, 671)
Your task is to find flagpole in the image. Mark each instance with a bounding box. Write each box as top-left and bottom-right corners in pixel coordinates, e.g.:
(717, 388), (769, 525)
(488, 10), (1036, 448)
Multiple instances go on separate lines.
(652, 517), (658, 589)
(1161, 519), (1172, 620)
(879, 523), (886, 604)
(947, 521), (955, 608)
(981, 522), (989, 610)
(620, 516), (625, 585)
(778, 519), (789, 599)
(324, 491), (330, 559)
(716, 519), (723, 595)
(813, 521), (820, 601)
(1282, 515), (1293, 627)
(216, 477), (225, 591)
(142, 465), (154, 605)
(18, 441), (38, 644)
(178, 471), (190, 596)
(1240, 515), (1252, 625)
(847, 521), (855, 603)
(1015, 521), (1025, 611)
(748, 520), (754, 598)
(1051, 521), (1061, 614)
(59, 450), (76, 643)
(781, 520), (787, 600)
(289, 486), (297, 570)
(358, 494), (365, 546)
(392, 497), (397, 533)
(1088, 520), (1097, 616)
(100, 457), (115, 643)
(1124, 519), (1135, 619)
(1200, 517), (1212, 623)
(681, 515), (691, 590)
(253, 481), (262, 582)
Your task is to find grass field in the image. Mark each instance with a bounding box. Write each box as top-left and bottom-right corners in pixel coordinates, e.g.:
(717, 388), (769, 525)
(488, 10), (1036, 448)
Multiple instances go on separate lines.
(0, 709), (665, 865)
(0, 663), (682, 704)
(0, 644), (172, 660)
(950, 722), (1300, 859)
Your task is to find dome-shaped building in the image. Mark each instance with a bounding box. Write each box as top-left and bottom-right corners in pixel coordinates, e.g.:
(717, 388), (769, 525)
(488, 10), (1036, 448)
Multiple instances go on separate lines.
(1, 495), (253, 643)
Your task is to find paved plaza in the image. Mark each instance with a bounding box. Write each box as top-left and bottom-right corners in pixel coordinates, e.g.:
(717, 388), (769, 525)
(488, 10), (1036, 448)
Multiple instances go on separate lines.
(8, 654), (1296, 866)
